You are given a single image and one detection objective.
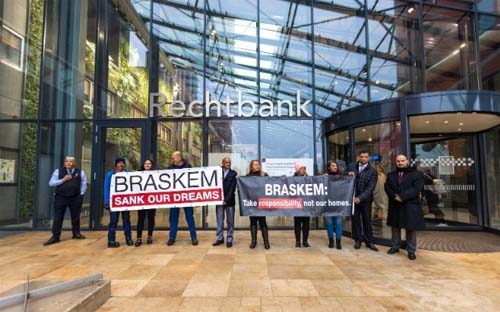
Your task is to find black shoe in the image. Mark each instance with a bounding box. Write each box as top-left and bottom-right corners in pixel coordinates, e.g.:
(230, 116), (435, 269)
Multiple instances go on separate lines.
(72, 233), (86, 239)
(366, 244), (379, 252)
(126, 238), (134, 246)
(262, 226), (270, 250)
(302, 241), (310, 248)
(43, 236), (60, 246)
(167, 238), (175, 246)
(147, 236), (153, 245)
(249, 240), (257, 249)
(328, 238), (334, 249)
(135, 238), (142, 247)
(108, 241), (120, 248)
(408, 252), (416, 260)
(192, 238), (199, 246)
(387, 247), (400, 254)
(354, 241), (361, 249)
(212, 239), (224, 246)
(226, 242), (233, 248)
(296, 241), (301, 248)
(336, 239), (342, 250)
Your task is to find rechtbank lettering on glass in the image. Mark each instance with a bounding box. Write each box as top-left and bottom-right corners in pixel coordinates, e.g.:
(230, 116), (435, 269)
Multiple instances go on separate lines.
(149, 90), (312, 118)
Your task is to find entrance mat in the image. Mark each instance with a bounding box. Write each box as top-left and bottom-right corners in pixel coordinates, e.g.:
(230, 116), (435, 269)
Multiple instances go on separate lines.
(417, 231), (500, 253)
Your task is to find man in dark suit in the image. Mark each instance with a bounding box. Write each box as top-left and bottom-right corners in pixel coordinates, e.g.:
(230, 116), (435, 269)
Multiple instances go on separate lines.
(213, 157), (237, 248)
(346, 150), (379, 251)
(385, 154), (425, 260)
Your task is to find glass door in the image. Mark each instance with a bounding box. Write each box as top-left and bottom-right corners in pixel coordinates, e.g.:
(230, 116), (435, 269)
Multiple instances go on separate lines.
(91, 122), (147, 228)
(411, 136), (479, 227)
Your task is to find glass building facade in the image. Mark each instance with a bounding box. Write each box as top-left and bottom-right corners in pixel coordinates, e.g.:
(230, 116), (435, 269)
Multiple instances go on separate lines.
(0, 0), (499, 241)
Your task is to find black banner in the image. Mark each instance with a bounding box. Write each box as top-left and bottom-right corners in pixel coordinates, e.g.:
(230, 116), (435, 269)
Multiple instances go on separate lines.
(237, 175), (355, 217)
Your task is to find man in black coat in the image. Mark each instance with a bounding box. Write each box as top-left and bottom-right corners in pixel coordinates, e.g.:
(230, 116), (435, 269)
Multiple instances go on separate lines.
(385, 154), (425, 260)
(213, 157), (237, 248)
(346, 150), (379, 251)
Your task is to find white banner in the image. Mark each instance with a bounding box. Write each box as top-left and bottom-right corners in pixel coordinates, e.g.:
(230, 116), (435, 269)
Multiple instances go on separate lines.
(110, 166), (224, 211)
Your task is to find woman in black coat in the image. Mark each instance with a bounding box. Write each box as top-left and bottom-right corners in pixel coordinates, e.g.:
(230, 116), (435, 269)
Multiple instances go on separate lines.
(135, 159), (156, 247)
(384, 155), (425, 260)
(247, 160), (270, 249)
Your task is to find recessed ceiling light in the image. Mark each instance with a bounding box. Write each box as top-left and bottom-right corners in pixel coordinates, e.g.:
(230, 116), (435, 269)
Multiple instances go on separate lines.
(368, 138), (373, 142)
(458, 128), (462, 131)
(396, 122), (401, 126)
(362, 128), (366, 132)
(425, 120), (430, 124)
(443, 120), (449, 124)
(459, 122), (464, 126)
(408, 7), (414, 13)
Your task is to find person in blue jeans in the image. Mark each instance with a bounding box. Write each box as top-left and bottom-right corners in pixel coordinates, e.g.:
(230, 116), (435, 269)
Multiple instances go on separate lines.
(324, 160), (344, 249)
(166, 151), (198, 246)
(104, 157), (133, 248)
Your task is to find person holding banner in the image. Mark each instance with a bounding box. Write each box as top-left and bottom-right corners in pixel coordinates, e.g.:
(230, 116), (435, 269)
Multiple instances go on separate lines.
(247, 160), (270, 249)
(324, 160), (343, 249)
(213, 157), (237, 248)
(385, 155), (425, 261)
(135, 159), (156, 247)
(104, 157), (133, 248)
(346, 151), (379, 251)
(293, 163), (311, 248)
(166, 151), (198, 246)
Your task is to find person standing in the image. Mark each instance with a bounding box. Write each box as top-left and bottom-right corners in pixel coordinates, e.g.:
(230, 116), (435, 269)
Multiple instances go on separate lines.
(167, 151), (198, 246)
(247, 160), (270, 249)
(135, 159), (156, 247)
(385, 154), (425, 260)
(346, 151), (379, 251)
(293, 163), (310, 248)
(44, 156), (87, 246)
(213, 157), (237, 248)
(372, 164), (388, 222)
(104, 157), (133, 248)
(324, 160), (343, 249)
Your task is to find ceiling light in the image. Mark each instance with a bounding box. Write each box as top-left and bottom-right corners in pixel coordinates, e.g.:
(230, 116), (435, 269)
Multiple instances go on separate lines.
(459, 122), (464, 126)
(368, 138), (373, 142)
(425, 121), (430, 124)
(458, 128), (462, 131)
(443, 120), (449, 124)
(460, 43), (466, 48)
(452, 49), (460, 55)
(408, 7), (414, 13)
(396, 122), (401, 126)
(362, 128), (366, 132)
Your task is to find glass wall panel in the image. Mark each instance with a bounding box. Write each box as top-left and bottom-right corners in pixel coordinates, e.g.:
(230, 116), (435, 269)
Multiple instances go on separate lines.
(422, 5), (478, 91)
(313, 1), (367, 111)
(478, 14), (500, 91)
(35, 122), (92, 229)
(411, 136), (479, 226)
(40, 0), (96, 120)
(367, 1), (422, 100)
(485, 126), (500, 229)
(260, 0), (313, 116)
(352, 121), (402, 239)
(207, 120), (258, 228)
(107, 1), (149, 118)
(260, 119), (314, 227)
(0, 122), (37, 228)
(327, 129), (350, 173)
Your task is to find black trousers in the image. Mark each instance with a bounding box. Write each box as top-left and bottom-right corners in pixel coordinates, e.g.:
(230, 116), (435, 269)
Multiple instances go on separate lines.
(294, 217), (310, 242)
(249, 216), (267, 228)
(137, 209), (156, 238)
(52, 194), (83, 238)
(352, 202), (373, 244)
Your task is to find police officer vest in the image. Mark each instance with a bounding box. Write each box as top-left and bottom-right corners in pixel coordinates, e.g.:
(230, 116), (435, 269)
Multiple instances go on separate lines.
(55, 167), (81, 197)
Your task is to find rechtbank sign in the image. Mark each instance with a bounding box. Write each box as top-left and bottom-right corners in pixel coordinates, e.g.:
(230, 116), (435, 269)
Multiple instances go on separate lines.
(149, 90), (312, 118)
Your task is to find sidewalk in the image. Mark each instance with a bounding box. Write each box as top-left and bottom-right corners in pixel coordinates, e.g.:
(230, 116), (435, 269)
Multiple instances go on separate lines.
(0, 231), (499, 311)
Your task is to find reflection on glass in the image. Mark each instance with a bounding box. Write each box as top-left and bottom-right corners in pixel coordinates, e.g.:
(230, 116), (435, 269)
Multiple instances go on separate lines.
(411, 137), (478, 226)
(478, 14), (500, 91)
(422, 5), (477, 91)
(327, 130), (350, 173)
